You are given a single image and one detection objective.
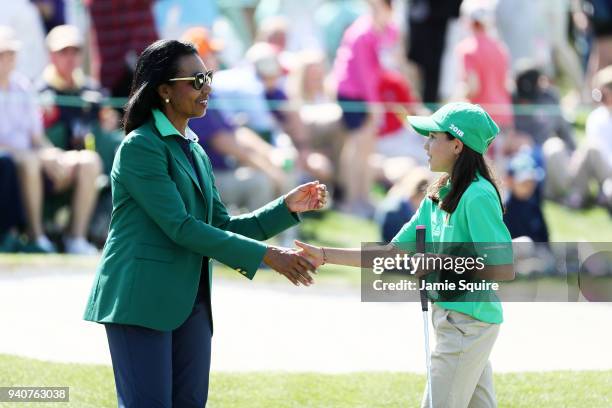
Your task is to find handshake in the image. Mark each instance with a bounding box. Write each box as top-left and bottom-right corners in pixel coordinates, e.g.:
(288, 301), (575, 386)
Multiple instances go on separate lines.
(262, 241), (326, 287)
(263, 180), (329, 286)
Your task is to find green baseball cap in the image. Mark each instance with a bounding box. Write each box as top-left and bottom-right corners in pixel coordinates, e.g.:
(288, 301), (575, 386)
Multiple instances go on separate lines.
(407, 102), (500, 154)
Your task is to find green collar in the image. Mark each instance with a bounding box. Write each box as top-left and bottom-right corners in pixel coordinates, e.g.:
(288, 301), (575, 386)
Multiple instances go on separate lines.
(152, 109), (199, 142)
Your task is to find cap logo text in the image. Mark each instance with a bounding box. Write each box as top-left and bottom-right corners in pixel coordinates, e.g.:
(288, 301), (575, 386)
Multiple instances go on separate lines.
(449, 124), (464, 137)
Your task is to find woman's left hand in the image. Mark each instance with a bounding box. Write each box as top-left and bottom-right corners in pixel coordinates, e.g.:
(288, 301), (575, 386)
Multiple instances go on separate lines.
(284, 181), (328, 213)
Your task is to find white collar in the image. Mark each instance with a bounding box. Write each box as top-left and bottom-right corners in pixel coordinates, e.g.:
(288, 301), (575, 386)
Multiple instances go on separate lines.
(183, 127), (199, 143)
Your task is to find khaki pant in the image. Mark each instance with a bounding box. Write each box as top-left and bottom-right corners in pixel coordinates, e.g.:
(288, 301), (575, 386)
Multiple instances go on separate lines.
(421, 304), (500, 408)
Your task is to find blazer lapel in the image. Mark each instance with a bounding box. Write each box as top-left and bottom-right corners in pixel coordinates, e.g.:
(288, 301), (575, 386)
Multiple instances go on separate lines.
(164, 137), (206, 200)
(192, 144), (213, 222)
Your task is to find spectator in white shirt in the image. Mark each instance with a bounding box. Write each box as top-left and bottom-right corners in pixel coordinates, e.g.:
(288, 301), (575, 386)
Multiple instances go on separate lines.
(545, 65), (612, 210)
(0, 26), (101, 254)
(586, 66), (612, 169)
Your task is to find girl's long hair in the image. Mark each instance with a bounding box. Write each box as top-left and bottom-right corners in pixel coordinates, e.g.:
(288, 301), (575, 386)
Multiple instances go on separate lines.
(427, 133), (504, 214)
(123, 40), (197, 134)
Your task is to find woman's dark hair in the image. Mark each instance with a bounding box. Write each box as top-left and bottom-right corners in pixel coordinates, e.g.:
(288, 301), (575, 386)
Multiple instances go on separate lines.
(427, 133), (505, 214)
(123, 40), (197, 134)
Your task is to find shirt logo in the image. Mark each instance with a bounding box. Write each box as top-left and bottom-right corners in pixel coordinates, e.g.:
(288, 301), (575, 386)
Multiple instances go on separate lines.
(449, 123), (464, 138)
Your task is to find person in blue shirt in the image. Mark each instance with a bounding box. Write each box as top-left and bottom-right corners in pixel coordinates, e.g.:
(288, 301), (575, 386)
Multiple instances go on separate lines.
(375, 169), (431, 242)
(503, 150), (549, 243)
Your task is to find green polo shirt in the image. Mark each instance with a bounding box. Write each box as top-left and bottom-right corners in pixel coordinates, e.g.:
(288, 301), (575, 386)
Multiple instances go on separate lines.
(392, 173), (512, 324)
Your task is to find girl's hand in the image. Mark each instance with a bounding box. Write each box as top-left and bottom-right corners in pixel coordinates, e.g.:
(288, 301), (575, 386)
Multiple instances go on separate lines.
(294, 240), (325, 268)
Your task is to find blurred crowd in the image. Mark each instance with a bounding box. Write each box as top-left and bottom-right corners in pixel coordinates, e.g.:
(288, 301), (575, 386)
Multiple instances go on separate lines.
(0, 0), (611, 255)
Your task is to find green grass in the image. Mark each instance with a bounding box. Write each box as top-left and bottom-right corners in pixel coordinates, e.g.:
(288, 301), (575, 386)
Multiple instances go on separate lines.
(543, 202), (612, 241)
(299, 210), (380, 247)
(300, 204), (612, 248)
(1, 354), (610, 407)
(1, 205), (610, 287)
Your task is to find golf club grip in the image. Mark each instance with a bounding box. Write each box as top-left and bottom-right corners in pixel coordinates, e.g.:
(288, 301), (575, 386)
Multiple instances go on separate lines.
(416, 226), (428, 312)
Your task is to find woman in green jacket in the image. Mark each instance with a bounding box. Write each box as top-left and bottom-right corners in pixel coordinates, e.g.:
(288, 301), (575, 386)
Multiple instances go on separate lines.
(296, 103), (514, 407)
(83, 39), (326, 408)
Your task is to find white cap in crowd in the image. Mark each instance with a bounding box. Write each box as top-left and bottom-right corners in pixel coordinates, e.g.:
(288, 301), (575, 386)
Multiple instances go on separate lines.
(592, 65), (612, 102)
(0, 26), (21, 53)
(461, 0), (495, 25)
(246, 42), (282, 78)
(46, 24), (83, 52)
(594, 65), (612, 89)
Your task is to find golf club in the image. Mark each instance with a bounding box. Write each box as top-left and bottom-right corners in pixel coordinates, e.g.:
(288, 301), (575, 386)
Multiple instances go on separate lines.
(416, 225), (433, 408)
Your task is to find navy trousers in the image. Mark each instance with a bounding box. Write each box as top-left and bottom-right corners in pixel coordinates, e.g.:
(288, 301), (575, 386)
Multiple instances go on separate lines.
(0, 154), (25, 235)
(105, 287), (212, 408)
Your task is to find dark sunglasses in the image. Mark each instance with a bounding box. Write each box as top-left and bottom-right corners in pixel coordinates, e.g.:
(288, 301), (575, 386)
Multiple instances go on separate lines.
(168, 70), (213, 90)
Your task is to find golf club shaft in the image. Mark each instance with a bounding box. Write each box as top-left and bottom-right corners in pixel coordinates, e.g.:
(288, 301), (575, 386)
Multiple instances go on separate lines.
(416, 226), (427, 312)
(416, 225), (433, 407)
(423, 310), (433, 408)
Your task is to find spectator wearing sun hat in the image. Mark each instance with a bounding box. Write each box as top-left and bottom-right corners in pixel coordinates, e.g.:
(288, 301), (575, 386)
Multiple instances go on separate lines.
(503, 149), (549, 242)
(0, 0), (48, 79)
(0, 25), (58, 253)
(27, 24), (104, 254)
(38, 25), (104, 151)
(0, 26), (28, 252)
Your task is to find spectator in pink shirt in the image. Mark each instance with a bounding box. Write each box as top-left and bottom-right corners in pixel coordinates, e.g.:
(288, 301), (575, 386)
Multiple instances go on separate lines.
(455, 0), (513, 130)
(455, 0), (514, 170)
(332, 0), (398, 217)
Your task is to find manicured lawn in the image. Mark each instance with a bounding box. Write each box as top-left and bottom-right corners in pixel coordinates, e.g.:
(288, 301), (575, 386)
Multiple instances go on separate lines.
(1, 354), (610, 407)
(299, 203), (612, 245)
(0, 206), (611, 407)
(543, 202), (612, 241)
(1, 203), (610, 287)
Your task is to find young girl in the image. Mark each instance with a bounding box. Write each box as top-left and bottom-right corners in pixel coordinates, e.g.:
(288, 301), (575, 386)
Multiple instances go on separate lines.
(297, 102), (514, 408)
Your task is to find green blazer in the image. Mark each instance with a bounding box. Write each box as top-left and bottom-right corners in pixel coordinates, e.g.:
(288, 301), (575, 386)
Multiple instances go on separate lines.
(83, 109), (300, 331)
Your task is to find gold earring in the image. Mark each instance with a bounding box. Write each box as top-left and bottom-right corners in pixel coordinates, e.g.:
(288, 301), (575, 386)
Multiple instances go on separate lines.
(165, 98), (170, 103)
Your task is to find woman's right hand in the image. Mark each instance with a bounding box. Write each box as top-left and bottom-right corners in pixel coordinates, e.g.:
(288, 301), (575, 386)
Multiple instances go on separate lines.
(294, 240), (325, 269)
(263, 246), (316, 286)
